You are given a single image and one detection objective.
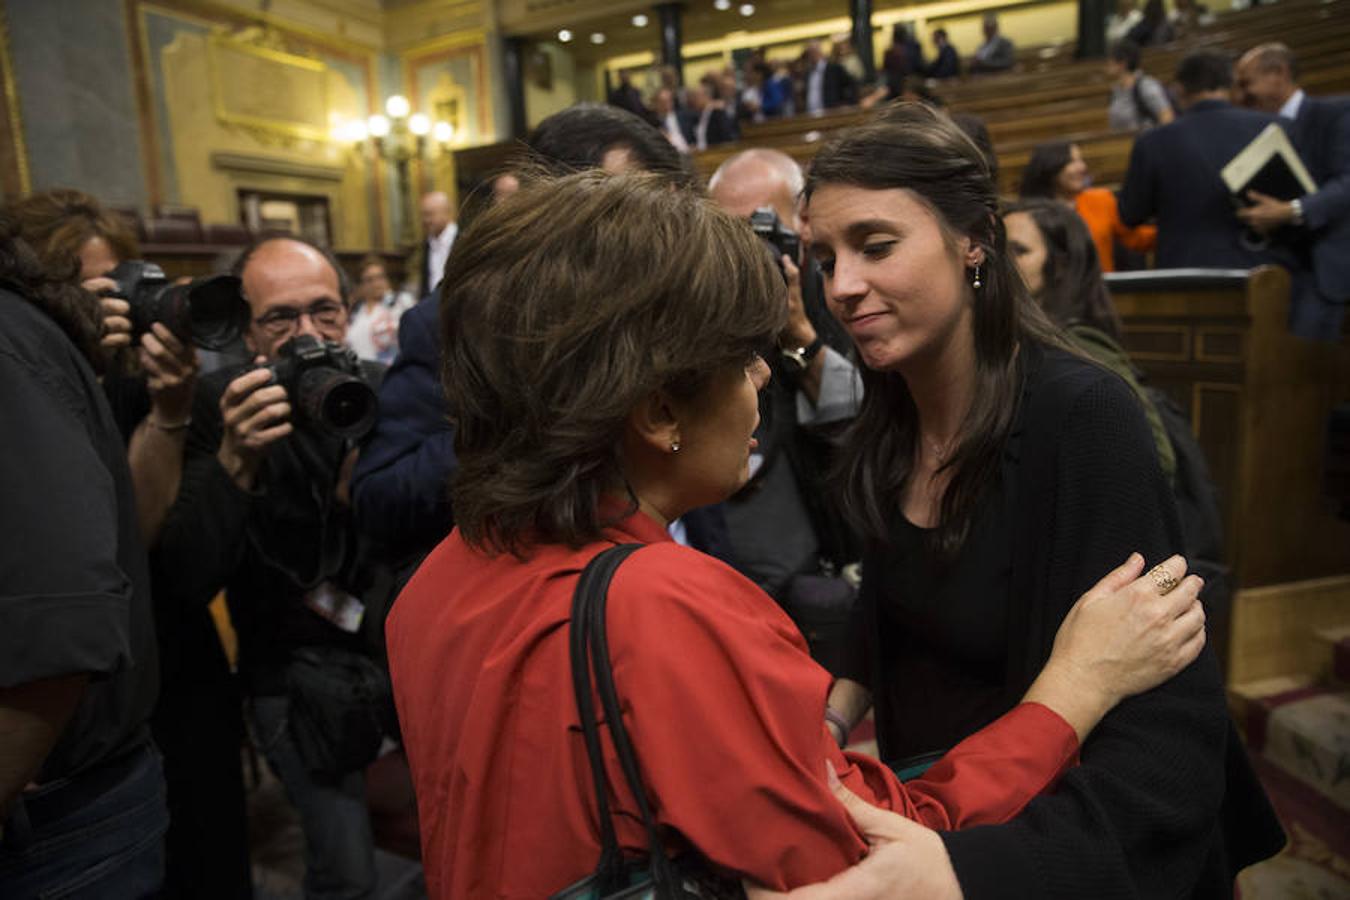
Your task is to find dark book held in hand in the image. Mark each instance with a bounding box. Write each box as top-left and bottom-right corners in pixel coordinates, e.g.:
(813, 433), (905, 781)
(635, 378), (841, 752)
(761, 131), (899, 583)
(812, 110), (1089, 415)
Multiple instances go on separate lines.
(1221, 122), (1317, 202)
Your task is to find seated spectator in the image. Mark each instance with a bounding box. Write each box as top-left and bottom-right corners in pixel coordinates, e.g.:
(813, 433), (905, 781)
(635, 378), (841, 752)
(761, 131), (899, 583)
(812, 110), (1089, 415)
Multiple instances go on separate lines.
(1106, 39), (1175, 130)
(802, 39), (857, 113)
(970, 13), (1016, 74)
(926, 28), (961, 79)
(387, 165), (1210, 898)
(679, 84), (736, 150)
(1127, 0), (1175, 47)
(1021, 140), (1156, 271)
(1171, 0), (1215, 35)
(1107, 0), (1144, 42)
(347, 254), (415, 365)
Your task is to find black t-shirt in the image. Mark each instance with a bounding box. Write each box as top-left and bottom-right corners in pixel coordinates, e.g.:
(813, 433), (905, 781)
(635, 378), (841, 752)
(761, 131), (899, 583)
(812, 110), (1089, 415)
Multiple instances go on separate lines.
(869, 488), (1011, 765)
(0, 292), (158, 780)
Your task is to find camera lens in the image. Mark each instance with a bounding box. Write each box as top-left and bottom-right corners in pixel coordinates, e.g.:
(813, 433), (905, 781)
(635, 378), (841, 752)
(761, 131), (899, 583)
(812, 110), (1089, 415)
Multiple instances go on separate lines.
(296, 367), (377, 439)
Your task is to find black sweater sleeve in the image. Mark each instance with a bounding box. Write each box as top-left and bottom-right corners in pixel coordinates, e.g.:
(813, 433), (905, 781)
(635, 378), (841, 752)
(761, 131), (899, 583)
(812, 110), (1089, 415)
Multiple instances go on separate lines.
(152, 375), (255, 609)
(941, 370), (1230, 898)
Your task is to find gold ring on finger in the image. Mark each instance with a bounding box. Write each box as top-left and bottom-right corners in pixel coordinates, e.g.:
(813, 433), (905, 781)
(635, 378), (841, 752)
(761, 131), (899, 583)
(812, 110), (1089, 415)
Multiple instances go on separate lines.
(1150, 564), (1180, 595)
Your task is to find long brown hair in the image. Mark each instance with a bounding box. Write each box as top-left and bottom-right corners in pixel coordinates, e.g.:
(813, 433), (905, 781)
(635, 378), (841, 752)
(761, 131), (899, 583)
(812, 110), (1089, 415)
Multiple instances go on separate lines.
(441, 169), (784, 557)
(1004, 198), (1121, 340)
(804, 103), (1066, 558)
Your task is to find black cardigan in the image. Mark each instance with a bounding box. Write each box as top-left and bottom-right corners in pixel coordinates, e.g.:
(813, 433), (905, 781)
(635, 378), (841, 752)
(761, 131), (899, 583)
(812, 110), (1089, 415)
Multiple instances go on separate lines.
(852, 345), (1283, 897)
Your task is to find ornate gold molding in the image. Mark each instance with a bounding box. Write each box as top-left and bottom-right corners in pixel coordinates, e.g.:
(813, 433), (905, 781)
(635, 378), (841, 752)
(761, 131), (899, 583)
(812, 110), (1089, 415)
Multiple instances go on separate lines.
(0, 1), (31, 195)
(207, 30), (331, 142)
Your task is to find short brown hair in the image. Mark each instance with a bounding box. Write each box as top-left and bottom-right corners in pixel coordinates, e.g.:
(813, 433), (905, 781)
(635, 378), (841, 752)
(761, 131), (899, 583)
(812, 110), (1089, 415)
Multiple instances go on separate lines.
(8, 188), (138, 282)
(441, 169), (785, 556)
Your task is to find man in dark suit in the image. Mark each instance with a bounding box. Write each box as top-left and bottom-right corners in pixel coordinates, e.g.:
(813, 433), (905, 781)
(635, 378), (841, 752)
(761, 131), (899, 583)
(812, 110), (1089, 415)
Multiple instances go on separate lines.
(802, 40), (858, 113)
(1119, 50), (1285, 270)
(1235, 42), (1349, 340)
(678, 85), (736, 150)
(926, 29), (961, 79)
(969, 13), (1016, 74)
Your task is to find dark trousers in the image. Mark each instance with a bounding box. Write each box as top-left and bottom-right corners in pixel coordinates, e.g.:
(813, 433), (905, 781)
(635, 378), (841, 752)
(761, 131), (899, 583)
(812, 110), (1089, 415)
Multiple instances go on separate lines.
(0, 741), (168, 898)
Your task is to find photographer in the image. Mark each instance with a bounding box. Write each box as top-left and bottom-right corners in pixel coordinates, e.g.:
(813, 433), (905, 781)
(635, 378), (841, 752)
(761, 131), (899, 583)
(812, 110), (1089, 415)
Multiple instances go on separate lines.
(708, 149), (864, 667)
(158, 236), (389, 899)
(0, 205), (166, 895)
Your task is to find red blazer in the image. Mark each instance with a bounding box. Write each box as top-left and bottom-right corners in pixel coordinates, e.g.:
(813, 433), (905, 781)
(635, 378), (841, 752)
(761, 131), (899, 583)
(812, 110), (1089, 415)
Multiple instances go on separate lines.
(388, 505), (1079, 898)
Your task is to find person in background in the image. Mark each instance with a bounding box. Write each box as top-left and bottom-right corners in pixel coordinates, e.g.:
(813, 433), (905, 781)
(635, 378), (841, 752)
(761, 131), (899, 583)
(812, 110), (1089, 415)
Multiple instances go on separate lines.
(347, 255), (415, 365)
(969, 12), (1016, 74)
(388, 164), (1211, 899)
(1021, 139), (1156, 271)
(811, 103), (1281, 897)
(0, 200), (167, 898)
(802, 40), (857, 113)
(409, 191), (457, 299)
(653, 86), (690, 153)
(680, 83), (737, 151)
(883, 23), (926, 91)
(926, 29), (961, 79)
(1003, 198), (1174, 479)
(607, 69), (650, 123)
(1107, 0), (1144, 42)
(1119, 50), (1283, 269)
(1106, 39), (1175, 130)
(762, 60), (797, 117)
(1127, 0), (1175, 47)
(832, 35), (866, 83)
(1234, 42), (1349, 341)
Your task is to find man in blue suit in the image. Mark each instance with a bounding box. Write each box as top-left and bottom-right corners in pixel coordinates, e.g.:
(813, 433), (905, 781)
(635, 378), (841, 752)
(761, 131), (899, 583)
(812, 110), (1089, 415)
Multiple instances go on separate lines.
(1118, 51), (1285, 271)
(351, 105), (735, 581)
(1235, 43), (1349, 341)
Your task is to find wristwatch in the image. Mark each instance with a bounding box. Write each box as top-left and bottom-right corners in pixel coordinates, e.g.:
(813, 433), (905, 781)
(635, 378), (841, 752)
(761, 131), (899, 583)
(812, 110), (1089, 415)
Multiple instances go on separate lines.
(1290, 198), (1306, 226)
(781, 335), (824, 372)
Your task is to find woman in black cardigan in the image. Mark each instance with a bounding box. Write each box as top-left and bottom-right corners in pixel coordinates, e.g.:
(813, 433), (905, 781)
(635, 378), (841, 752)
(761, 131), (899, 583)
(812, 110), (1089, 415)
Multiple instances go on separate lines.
(798, 104), (1283, 898)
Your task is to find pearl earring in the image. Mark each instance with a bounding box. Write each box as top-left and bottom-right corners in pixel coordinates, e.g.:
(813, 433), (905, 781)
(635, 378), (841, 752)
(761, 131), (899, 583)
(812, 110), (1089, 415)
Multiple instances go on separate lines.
(670, 441), (681, 452)
(971, 264), (983, 290)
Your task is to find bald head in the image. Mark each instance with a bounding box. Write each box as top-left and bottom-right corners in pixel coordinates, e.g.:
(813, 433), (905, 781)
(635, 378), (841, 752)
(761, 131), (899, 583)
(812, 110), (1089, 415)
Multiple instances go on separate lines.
(240, 237), (347, 359)
(1236, 43), (1299, 113)
(420, 191), (454, 238)
(708, 149), (804, 228)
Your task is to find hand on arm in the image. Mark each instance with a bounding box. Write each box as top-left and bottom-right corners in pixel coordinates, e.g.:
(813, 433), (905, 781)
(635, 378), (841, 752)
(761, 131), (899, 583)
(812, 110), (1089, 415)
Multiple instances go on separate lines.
(216, 362), (292, 492)
(1022, 552), (1206, 742)
(744, 765), (962, 900)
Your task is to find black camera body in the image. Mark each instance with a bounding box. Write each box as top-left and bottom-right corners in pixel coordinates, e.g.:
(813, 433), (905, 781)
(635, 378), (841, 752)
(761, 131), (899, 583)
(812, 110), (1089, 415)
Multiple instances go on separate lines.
(105, 261), (248, 351)
(749, 207), (801, 274)
(263, 335), (377, 440)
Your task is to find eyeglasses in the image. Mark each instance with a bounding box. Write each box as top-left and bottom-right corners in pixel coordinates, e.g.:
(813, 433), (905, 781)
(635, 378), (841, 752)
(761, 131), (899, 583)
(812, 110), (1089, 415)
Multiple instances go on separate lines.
(254, 300), (347, 338)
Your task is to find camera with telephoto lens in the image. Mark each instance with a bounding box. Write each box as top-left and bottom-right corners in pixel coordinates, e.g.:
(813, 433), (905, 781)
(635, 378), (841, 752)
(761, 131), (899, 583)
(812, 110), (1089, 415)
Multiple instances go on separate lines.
(105, 260), (249, 351)
(262, 335), (377, 440)
(749, 207), (801, 280)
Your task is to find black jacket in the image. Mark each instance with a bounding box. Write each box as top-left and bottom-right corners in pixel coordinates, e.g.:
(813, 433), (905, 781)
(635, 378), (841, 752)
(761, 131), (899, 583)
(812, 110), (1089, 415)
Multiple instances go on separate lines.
(1288, 94), (1350, 303)
(847, 345), (1282, 897)
(1118, 99), (1286, 269)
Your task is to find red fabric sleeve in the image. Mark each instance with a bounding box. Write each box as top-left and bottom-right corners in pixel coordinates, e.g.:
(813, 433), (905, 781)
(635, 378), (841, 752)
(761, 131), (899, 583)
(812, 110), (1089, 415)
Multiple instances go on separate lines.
(604, 546), (1080, 891)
